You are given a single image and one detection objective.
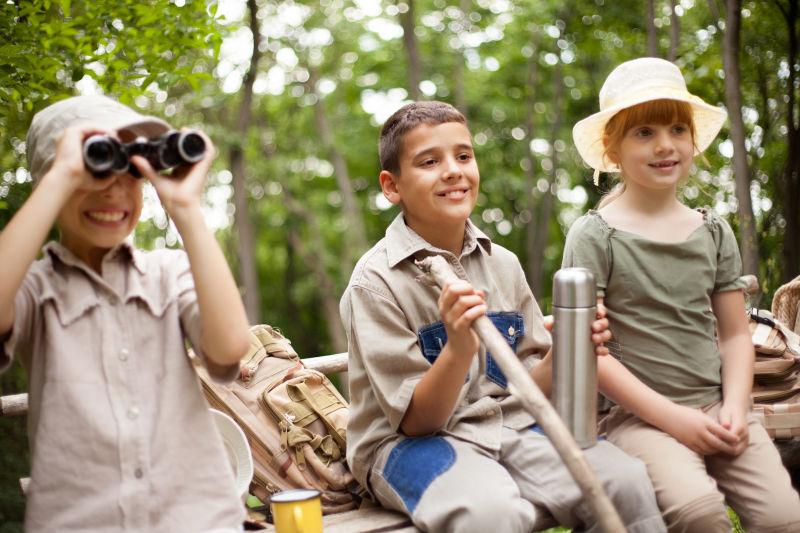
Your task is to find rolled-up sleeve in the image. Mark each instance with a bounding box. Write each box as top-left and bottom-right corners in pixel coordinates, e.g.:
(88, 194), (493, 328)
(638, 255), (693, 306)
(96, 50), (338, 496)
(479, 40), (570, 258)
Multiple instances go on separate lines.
(711, 216), (748, 293)
(1, 272), (38, 374)
(344, 284), (431, 432)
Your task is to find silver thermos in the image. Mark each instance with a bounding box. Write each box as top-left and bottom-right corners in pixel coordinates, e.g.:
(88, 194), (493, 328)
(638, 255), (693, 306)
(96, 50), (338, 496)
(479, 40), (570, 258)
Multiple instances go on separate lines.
(552, 267), (598, 448)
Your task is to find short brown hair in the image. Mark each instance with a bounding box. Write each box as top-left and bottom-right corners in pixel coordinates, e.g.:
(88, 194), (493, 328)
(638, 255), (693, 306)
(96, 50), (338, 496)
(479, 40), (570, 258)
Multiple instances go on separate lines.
(379, 101), (467, 174)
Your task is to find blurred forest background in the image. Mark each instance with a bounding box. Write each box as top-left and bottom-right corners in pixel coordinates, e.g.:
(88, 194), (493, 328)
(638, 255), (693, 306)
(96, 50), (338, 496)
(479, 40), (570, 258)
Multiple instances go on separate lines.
(1, 0), (798, 530)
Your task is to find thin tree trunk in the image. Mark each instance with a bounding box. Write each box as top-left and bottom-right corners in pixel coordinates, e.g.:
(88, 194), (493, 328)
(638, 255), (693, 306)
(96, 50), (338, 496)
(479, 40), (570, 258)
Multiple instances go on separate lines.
(523, 33), (540, 287)
(668, 0), (680, 61)
(774, 0), (800, 281)
(453, 0), (470, 111)
(230, 0), (262, 322)
(647, 0), (659, 57)
(530, 63), (564, 297)
(399, 0), (421, 100)
(283, 192), (348, 353)
(722, 0), (760, 277)
(308, 67), (368, 263)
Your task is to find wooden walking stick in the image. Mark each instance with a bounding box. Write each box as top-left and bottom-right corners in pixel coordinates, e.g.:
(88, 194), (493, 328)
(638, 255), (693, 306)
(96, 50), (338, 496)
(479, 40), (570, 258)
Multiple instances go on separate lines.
(417, 255), (626, 533)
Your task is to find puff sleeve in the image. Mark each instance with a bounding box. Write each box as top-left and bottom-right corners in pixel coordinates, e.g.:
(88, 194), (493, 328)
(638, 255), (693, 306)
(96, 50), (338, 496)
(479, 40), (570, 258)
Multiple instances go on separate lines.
(707, 210), (748, 293)
(561, 213), (612, 297)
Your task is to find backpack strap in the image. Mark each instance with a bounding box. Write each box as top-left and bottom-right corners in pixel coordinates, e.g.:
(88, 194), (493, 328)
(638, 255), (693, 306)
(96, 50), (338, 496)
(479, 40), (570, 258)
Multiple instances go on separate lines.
(288, 381), (347, 452)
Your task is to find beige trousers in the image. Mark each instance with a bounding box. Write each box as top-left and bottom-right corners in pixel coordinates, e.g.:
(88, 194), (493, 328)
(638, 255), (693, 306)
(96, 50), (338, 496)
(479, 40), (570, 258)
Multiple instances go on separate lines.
(605, 402), (800, 533)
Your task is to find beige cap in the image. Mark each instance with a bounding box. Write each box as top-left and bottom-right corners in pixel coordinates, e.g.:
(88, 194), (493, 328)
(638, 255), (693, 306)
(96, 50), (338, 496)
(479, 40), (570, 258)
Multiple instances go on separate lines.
(26, 95), (171, 180)
(572, 57), (727, 185)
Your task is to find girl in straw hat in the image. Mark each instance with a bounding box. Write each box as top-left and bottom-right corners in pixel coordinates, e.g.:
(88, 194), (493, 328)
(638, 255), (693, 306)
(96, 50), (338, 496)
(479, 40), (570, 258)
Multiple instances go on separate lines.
(563, 57), (800, 532)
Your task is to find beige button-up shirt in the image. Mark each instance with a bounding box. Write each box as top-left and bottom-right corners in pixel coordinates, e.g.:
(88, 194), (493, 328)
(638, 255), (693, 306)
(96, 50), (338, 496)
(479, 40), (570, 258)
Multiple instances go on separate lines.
(1, 242), (244, 532)
(340, 214), (551, 491)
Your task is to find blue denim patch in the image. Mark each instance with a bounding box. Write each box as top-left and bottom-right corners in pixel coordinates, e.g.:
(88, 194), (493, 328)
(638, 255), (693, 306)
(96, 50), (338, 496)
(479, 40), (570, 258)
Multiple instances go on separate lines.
(417, 321), (448, 365)
(485, 312), (524, 388)
(382, 437), (456, 515)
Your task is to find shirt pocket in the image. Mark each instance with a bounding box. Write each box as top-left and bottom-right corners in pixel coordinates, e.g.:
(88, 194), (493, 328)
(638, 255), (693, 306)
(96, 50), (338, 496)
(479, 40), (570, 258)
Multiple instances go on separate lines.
(417, 321), (448, 365)
(485, 311), (524, 389)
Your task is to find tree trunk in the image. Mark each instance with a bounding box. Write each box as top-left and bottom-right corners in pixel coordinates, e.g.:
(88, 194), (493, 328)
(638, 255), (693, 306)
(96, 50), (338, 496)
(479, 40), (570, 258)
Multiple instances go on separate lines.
(668, 0), (680, 61)
(230, 0), (262, 322)
(647, 0), (659, 57)
(399, 0), (421, 100)
(308, 67), (368, 263)
(452, 0), (470, 111)
(523, 32), (540, 287)
(721, 0), (760, 277)
(283, 192), (348, 353)
(776, 0), (800, 281)
(530, 63), (564, 297)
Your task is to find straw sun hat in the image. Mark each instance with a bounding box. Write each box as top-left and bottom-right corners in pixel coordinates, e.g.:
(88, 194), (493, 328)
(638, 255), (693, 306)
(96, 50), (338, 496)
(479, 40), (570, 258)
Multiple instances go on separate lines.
(572, 57), (728, 185)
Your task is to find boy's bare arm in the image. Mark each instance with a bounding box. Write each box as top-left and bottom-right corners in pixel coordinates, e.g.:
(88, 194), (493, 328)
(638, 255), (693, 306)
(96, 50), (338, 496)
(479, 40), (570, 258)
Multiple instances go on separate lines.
(0, 126), (111, 335)
(400, 281), (486, 436)
(131, 135), (250, 371)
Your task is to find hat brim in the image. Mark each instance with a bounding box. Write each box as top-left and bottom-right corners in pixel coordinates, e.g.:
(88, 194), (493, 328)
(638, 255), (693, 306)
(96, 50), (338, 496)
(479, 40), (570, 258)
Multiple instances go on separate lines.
(572, 88), (727, 174)
(209, 408), (254, 499)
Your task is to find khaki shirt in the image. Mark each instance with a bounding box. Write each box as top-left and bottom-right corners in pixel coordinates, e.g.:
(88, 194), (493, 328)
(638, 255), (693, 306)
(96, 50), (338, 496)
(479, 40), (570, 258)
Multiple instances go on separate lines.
(1, 241), (244, 532)
(340, 214), (551, 491)
(562, 209), (748, 407)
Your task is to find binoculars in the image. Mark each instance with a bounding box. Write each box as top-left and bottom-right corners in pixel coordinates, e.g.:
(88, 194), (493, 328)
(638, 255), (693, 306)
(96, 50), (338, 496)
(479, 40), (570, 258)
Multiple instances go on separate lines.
(83, 130), (206, 177)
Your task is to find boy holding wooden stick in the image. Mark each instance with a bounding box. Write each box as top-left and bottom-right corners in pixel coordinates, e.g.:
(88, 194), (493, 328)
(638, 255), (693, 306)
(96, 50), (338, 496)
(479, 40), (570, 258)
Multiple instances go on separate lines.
(340, 101), (666, 532)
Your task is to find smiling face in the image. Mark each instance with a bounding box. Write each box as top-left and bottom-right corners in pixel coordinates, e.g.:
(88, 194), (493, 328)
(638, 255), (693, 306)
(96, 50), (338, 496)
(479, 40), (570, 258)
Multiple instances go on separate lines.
(56, 172), (143, 269)
(611, 121), (694, 191)
(380, 121), (479, 251)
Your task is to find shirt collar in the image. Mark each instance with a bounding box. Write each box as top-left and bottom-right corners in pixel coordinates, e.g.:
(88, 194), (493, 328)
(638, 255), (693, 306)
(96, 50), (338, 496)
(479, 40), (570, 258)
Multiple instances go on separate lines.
(44, 239), (145, 275)
(384, 212), (492, 268)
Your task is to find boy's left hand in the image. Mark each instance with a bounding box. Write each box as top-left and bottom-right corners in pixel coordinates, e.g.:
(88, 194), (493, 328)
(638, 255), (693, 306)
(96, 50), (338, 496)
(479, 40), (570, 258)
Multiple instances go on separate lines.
(544, 300), (611, 357)
(717, 402), (749, 456)
(130, 129), (215, 220)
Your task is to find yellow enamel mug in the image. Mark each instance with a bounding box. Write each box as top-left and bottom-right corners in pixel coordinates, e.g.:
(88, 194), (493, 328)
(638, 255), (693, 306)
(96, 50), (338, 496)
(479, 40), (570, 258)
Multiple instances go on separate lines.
(270, 489), (323, 533)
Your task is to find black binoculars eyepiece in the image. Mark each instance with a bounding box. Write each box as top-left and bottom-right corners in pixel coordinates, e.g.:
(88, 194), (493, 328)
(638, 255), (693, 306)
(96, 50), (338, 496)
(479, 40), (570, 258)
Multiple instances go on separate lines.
(83, 130), (206, 178)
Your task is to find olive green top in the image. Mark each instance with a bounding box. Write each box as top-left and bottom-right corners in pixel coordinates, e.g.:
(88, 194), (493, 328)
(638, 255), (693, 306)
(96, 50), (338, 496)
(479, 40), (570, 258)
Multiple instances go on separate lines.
(562, 209), (748, 407)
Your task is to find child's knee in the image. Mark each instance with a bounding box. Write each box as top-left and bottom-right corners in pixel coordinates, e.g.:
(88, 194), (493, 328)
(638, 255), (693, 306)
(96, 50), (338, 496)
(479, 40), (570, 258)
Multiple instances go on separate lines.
(664, 493), (730, 533)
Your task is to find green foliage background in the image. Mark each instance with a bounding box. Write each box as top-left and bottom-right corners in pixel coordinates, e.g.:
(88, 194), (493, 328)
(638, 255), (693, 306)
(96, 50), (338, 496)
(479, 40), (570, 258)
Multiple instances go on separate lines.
(0, 0), (796, 530)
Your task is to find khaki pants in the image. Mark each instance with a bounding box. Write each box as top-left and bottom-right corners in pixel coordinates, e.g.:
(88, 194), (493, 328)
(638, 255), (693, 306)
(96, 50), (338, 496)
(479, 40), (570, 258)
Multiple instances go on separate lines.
(604, 402), (800, 533)
(368, 426), (666, 533)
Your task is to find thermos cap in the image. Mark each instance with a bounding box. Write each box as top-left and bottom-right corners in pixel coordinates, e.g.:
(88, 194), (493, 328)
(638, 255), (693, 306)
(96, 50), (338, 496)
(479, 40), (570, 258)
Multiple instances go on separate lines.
(552, 268), (596, 308)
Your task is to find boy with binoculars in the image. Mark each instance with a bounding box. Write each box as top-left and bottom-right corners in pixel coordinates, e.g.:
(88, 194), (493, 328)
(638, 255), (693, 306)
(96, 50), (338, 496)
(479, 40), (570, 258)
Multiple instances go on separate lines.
(0, 95), (251, 531)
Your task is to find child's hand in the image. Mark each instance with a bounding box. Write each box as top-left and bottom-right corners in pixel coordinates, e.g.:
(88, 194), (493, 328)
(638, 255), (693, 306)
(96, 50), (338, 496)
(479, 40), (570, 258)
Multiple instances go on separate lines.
(43, 124), (119, 193)
(591, 301), (612, 356)
(131, 129), (215, 221)
(717, 403), (749, 456)
(438, 280), (486, 360)
(543, 301), (612, 357)
(666, 404), (740, 456)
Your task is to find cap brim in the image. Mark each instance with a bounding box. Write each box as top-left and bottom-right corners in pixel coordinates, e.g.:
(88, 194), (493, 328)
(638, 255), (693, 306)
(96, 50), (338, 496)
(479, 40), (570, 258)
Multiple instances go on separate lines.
(572, 89), (727, 174)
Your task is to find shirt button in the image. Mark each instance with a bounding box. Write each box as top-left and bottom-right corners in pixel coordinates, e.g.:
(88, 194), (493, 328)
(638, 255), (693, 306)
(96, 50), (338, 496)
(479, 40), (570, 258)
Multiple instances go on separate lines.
(119, 348), (130, 361)
(508, 326), (515, 336)
(127, 406), (140, 420)
(134, 468), (143, 479)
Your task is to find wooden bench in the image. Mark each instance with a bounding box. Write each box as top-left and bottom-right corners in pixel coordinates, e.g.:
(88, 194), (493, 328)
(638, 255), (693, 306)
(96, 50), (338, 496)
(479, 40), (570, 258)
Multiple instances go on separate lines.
(3, 348), (798, 530)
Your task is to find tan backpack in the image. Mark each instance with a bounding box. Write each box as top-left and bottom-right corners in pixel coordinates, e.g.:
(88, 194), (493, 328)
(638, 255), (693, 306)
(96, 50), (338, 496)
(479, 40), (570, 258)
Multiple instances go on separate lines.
(196, 325), (358, 514)
(749, 308), (800, 439)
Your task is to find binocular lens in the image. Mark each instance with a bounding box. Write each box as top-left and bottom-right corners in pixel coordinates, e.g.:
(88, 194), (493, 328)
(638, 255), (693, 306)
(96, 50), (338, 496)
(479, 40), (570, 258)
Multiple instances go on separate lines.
(83, 135), (125, 174)
(178, 132), (205, 163)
